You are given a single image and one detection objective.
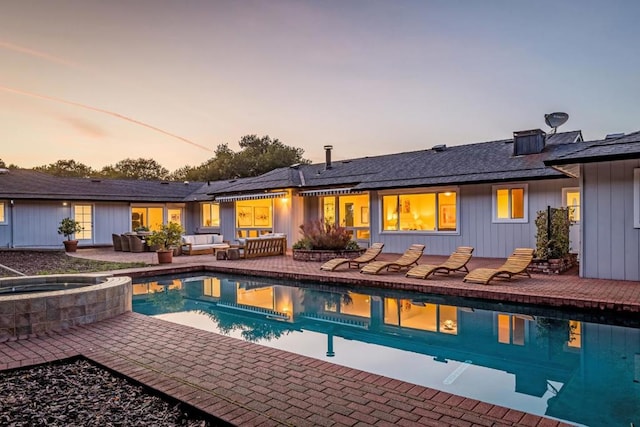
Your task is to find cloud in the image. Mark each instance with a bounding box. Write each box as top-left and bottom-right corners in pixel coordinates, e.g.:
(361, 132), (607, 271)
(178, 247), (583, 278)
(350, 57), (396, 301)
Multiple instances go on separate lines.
(61, 116), (109, 138)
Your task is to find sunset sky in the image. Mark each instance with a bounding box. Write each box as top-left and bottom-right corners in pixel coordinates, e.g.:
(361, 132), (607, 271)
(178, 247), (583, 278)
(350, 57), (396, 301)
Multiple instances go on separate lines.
(2, 1), (639, 171)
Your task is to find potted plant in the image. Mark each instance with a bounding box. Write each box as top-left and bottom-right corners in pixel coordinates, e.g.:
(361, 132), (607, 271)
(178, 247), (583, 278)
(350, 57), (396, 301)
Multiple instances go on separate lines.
(145, 222), (185, 264)
(58, 217), (83, 252)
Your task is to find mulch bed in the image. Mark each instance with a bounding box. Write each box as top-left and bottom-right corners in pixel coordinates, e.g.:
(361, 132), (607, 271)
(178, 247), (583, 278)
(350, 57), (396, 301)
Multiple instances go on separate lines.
(0, 250), (145, 277)
(0, 358), (223, 426)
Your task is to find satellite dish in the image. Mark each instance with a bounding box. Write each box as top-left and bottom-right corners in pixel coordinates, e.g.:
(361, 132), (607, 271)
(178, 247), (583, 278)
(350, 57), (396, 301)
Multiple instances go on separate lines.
(544, 112), (569, 133)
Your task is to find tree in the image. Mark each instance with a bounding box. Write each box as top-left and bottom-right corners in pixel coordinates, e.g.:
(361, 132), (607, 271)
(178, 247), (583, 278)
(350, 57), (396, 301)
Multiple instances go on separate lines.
(33, 159), (95, 177)
(100, 158), (169, 180)
(170, 135), (309, 182)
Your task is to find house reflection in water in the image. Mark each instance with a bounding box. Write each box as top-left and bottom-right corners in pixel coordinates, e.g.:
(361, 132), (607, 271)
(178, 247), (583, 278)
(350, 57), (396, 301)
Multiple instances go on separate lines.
(133, 275), (640, 427)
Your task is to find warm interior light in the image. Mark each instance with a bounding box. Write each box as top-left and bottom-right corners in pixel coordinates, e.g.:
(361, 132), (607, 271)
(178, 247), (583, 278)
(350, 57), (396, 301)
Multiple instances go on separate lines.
(444, 192), (452, 196)
(62, 202), (68, 206)
(280, 197), (288, 203)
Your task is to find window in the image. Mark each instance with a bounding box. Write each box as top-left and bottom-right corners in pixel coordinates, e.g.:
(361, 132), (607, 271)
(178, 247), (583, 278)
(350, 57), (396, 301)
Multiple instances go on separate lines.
(132, 206), (164, 231)
(74, 205), (92, 240)
(322, 194), (370, 240)
(0, 202), (5, 224)
(235, 199), (273, 237)
(168, 208), (182, 224)
(563, 188), (580, 222)
(382, 190), (457, 232)
(201, 203), (220, 227)
(492, 184), (528, 223)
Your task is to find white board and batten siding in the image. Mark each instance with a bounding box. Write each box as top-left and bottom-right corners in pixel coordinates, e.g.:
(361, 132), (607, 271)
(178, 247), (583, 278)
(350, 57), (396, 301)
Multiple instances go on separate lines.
(8, 201), (131, 248)
(582, 159), (640, 281)
(369, 178), (577, 258)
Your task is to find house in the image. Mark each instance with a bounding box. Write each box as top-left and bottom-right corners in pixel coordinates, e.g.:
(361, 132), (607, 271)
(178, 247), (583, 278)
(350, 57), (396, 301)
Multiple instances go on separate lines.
(1, 128), (639, 281)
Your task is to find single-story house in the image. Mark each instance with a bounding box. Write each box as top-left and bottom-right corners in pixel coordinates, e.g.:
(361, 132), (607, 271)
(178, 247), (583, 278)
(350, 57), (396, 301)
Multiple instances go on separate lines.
(1, 127), (639, 281)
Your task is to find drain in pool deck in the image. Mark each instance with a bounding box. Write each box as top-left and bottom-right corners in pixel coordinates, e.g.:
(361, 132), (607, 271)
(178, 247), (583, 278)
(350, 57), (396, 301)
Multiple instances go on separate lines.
(0, 358), (225, 426)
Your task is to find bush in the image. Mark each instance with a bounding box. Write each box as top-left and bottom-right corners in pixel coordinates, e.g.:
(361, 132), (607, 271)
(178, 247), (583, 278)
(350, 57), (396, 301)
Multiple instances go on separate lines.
(293, 220), (358, 250)
(146, 222), (185, 250)
(535, 207), (571, 259)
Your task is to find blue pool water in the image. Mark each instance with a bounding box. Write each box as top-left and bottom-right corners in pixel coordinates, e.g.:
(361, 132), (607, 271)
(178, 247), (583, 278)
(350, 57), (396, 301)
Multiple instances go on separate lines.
(132, 273), (640, 427)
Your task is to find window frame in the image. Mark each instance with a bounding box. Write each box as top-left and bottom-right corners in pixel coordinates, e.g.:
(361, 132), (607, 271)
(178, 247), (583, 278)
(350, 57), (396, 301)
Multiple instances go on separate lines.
(378, 187), (459, 234)
(492, 183), (528, 224)
(0, 201), (6, 225)
(200, 202), (221, 228)
(73, 203), (93, 240)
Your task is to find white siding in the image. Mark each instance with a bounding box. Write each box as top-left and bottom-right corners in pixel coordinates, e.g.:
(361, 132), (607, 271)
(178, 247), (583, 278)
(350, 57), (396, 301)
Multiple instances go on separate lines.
(582, 159), (640, 280)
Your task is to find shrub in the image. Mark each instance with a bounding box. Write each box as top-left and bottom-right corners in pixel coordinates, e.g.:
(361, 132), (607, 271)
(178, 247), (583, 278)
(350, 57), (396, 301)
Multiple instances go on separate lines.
(146, 222), (185, 250)
(535, 207), (572, 259)
(57, 218), (83, 241)
(293, 220), (357, 250)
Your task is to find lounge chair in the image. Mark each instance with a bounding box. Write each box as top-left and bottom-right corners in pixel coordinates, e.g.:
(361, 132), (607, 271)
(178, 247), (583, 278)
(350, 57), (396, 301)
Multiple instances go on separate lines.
(463, 248), (534, 285)
(360, 244), (425, 275)
(405, 246), (474, 279)
(320, 243), (385, 271)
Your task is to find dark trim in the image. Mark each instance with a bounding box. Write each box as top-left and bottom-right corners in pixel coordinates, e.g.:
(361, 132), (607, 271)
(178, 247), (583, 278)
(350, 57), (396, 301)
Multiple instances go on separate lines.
(545, 152), (640, 166)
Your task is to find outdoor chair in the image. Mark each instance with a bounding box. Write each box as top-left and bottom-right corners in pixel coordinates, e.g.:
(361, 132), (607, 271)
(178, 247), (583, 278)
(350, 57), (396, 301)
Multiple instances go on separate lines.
(406, 246), (474, 279)
(111, 234), (122, 251)
(120, 234), (131, 252)
(127, 234), (145, 253)
(463, 248), (534, 285)
(360, 244), (425, 275)
(320, 243), (385, 271)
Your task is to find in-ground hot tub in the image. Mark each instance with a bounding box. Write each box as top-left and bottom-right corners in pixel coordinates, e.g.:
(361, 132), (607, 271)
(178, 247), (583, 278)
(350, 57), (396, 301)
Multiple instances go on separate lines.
(0, 274), (132, 338)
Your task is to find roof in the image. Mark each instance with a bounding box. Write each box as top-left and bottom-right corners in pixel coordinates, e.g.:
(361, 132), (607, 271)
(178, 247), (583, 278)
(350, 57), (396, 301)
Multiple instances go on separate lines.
(2, 129), (637, 202)
(544, 131), (640, 166)
(0, 169), (201, 202)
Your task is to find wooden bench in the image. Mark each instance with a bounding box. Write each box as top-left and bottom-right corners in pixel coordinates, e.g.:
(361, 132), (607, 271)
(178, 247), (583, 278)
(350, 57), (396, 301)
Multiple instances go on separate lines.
(240, 236), (287, 259)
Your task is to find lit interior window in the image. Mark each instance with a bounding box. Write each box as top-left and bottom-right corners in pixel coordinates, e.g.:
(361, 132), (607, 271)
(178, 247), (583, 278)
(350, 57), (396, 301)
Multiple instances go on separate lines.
(201, 203), (220, 227)
(565, 191), (581, 222)
(511, 188), (524, 219)
(496, 189), (510, 219)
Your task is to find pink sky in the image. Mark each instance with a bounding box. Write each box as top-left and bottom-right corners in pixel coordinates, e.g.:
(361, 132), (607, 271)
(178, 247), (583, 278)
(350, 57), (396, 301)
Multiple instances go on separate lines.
(2, 0), (639, 172)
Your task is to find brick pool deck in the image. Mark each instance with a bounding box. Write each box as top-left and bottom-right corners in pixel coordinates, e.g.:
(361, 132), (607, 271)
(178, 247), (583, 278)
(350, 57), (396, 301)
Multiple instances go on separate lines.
(3, 248), (640, 426)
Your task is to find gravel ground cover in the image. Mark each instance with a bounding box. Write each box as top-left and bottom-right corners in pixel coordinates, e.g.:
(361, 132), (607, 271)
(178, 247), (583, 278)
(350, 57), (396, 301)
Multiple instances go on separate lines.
(0, 358), (223, 426)
(0, 250), (147, 277)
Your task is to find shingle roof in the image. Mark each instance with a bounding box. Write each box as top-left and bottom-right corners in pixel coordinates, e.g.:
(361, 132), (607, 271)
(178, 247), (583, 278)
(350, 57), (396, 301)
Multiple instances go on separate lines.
(545, 130), (640, 165)
(2, 129), (636, 202)
(0, 169), (201, 202)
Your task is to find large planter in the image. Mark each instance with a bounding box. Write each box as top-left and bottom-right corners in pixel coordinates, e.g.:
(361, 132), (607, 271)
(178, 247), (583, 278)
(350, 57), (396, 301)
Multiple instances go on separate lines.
(156, 249), (173, 264)
(293, 248), (366, 262)
(63, 240), (79, 253)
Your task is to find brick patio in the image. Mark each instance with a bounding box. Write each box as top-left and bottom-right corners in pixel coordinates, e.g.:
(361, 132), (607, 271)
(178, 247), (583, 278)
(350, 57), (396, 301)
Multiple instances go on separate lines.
(3, 248), (639, 426)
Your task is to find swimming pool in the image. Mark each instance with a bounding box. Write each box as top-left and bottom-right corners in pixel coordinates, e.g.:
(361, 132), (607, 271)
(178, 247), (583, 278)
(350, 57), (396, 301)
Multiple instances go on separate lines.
(132, 273), (640, 427)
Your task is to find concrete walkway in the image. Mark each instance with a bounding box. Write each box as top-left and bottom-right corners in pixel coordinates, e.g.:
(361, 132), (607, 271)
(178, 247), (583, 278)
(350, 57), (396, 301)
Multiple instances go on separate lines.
(4, 248), (639, 426)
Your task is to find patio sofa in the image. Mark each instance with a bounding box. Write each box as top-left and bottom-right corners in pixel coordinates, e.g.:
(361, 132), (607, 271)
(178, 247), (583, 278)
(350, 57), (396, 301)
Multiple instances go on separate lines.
(236, 234), (287, 259)
(181, 234), (229, 255)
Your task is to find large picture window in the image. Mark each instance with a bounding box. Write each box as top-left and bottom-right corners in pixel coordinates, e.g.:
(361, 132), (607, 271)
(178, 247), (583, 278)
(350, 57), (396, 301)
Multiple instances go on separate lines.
(201, 202), (220, 227)
(132, 206), (164, 231)
(235, 199), (273, 237)
(492, 184), (528, 223)
(382, 190), (457, 232)
(322, 194), (370, 240)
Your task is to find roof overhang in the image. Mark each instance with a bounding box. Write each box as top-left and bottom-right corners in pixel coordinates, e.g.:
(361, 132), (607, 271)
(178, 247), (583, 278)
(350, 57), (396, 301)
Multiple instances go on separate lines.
(214, 191), (288, 202)
(297, 188), (364, 197)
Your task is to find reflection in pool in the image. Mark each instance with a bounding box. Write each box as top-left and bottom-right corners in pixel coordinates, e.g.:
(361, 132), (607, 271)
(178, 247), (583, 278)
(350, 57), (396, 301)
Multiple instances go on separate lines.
(132, 274), (640, 427)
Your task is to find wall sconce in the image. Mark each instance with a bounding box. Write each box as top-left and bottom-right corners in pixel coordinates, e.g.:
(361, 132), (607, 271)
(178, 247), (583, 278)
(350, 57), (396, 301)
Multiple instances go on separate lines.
(62, 202), (68, 206)
(280, 197), (289, 204)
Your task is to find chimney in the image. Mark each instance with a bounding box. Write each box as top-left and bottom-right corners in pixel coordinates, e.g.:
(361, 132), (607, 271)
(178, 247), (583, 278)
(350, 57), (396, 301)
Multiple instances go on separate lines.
(513, 129), (546, 156)
(324, 145), (333, 169)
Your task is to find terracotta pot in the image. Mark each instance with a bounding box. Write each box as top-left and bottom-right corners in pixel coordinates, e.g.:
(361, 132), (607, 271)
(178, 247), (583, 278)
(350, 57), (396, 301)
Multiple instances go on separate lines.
(157, 249), (173, 264)
(63, 240), (79, 253)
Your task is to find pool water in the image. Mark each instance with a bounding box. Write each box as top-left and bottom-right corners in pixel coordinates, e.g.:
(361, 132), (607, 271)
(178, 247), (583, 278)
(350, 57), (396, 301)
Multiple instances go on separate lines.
(132, 273), (640, 427)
